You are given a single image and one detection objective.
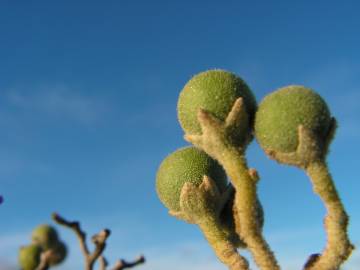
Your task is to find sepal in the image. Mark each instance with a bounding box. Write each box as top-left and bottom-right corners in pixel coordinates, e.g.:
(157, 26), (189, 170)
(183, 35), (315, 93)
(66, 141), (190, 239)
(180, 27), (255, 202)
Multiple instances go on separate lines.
(264, 118), (337, 168)
(185, 98), (252, 160)
(169, 175), (232, 224)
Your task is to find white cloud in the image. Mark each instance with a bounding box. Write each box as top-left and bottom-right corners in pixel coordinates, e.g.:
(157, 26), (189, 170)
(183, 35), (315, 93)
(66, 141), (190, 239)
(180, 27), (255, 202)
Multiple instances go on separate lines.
(5, 86), (109, 125)
(0, 231), (29, 269)
(137, 241), (228, 270)
(0, 152), (50, 180)
(0, 232), (29, 252)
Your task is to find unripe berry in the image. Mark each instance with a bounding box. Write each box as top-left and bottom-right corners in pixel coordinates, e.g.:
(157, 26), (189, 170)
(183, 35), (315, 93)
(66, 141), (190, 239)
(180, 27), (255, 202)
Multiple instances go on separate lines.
(31, 224), (59, 250)
(48, 241), (67, 266)
(177, 70), (257, 145)
(18, 244), (42, 270)
(255, 85), (331, 153)
(156, 146), (227, 212)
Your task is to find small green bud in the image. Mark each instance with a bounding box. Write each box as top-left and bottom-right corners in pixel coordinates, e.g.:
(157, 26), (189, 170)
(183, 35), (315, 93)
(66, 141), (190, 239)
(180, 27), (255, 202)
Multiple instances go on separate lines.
(156, 146), (227, 212)
(177, 69), (257, 145)
(18, 244), (42, 270)
(48, 241), (67, 266)
(31, 224), (59, 250)
(255, 85), (332, 154)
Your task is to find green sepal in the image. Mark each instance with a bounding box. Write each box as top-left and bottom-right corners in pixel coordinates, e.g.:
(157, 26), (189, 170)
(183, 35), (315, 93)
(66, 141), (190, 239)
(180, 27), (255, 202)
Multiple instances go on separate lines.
(185, 97), (252, 160)
(169, 175), (232, 224)
(265, 118), (337, 168)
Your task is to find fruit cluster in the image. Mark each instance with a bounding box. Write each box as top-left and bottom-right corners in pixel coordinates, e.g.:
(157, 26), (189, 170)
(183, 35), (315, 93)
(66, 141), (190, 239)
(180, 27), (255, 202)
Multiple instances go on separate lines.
(156, 70), (353, 270)
(19, 225), (67, 270)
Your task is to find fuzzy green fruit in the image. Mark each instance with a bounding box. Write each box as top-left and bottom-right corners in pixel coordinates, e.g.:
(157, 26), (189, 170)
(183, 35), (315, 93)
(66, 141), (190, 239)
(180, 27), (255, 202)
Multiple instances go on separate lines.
(156, 146), (227, 212)
(18, 244), (42, 270)
(48, 241), (67, 266)
(31, 224), (59, 250)
(255, 85), (331, 153)
(177, 69), (257, 145)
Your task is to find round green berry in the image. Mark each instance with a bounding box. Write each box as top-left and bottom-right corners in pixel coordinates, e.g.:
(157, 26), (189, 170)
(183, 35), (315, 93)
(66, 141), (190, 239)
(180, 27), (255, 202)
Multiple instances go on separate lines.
(31, 224), (59, 250)
(255, 85), (331, 153)
(177, 69), (257, 145)
(156, 146), (227, 212)
(18, 244), (42, 270)
(48, 241), (67, 266)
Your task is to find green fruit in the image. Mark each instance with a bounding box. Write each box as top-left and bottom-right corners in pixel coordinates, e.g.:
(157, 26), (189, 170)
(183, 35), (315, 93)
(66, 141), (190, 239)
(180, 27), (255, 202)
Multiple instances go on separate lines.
(255, 85), (331, 153)
(31, 224), (59, 250)
(48, 241), (67, 266)
(177, 69), (257, 145)
(18, 244), (42, 270)
(156, 146), (227, 212)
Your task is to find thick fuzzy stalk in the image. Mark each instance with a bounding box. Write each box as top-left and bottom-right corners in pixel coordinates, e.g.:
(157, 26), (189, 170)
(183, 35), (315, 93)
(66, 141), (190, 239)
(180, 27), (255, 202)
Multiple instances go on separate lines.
(304, 161), (353, 270)
(221, 147), (280, 270)
(198, 215), (250, 270)
(185, 99), (280, 269)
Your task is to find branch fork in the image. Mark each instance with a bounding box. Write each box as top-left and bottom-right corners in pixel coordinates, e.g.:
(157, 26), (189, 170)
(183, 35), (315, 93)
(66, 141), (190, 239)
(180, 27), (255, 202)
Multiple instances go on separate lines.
(52, 213), (144, 270)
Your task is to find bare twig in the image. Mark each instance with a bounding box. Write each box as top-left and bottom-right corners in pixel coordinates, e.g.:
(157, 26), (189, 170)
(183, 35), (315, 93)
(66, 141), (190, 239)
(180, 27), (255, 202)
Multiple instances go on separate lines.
(99, 256), (109, 270)
(111, 255), (145, 270)
(52, 213), (110, 270)
(52, 213), (144, 270)
(36, 250), (51, 270)
(52, 213), (90, 257)
(90, 229), (111, 264)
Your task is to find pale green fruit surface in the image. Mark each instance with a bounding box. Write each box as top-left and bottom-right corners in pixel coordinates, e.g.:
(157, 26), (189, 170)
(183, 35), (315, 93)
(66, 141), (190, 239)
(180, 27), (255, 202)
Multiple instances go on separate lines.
(255, 85), (331, 153)
(156, 146), (227, 212)
(48, 241), (67, 266)
(31, 224), (59, 250)
(177, 70), (257, 145)
(18, 244), (42, 270)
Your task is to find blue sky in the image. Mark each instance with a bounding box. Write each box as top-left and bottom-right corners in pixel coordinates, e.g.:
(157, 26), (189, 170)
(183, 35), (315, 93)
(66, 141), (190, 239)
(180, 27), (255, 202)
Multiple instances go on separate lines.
(0, 1), (359, 269)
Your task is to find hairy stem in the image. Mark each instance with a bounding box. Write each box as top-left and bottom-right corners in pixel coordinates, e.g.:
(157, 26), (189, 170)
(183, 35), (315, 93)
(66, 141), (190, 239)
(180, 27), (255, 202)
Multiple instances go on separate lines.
(304, 161), (353, 270)
(221, 147), (280, 270)
(198, 215), (250, 270)
(99, 256), (108, 270)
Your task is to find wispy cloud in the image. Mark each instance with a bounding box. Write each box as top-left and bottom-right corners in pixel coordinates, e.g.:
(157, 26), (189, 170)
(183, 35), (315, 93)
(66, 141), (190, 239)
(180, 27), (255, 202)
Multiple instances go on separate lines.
(134, 241), (227, 270)
(0, 232), (29, 252)
(0, 152), (50, 180)
(4, 86), (109, 125)
(0, 231), (29, 269)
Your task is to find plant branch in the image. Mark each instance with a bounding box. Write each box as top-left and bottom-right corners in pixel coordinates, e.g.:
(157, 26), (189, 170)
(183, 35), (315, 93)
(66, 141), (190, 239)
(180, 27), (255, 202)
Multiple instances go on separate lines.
(36, 250), (51, 270)
(52, 213), (110, 270)
(111, 255), (145, 270)
(52, 213), (90, 257)
(304, 161), (354, 270)
(185, 99), (280, 270)
(198, 216), (250, 270)
(221, 148), (279, 270)
(99, 256), (108, 270)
